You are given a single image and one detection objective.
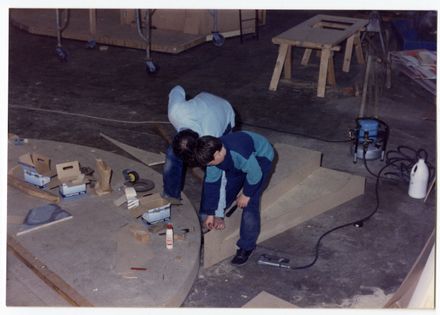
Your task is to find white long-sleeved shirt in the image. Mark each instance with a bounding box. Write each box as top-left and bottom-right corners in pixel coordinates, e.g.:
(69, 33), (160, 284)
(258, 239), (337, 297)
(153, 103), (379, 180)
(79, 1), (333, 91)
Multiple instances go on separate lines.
(168, 85), (235, 137)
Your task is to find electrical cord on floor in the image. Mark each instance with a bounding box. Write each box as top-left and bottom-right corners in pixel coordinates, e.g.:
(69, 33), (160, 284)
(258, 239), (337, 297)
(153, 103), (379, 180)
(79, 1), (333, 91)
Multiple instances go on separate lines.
(9, 104), (171, 125)
(259, 144), (435, 270)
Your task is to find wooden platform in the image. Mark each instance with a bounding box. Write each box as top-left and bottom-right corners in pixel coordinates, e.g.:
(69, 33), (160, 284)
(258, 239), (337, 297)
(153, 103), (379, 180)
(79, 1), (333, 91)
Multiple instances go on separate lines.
(7, 139), (201, 307)
(10, 9), (207, 54)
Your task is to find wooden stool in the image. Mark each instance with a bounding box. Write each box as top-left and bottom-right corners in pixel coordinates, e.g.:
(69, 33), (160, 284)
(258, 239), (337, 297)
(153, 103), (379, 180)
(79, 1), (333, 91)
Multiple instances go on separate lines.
(269, 15), (368, 97)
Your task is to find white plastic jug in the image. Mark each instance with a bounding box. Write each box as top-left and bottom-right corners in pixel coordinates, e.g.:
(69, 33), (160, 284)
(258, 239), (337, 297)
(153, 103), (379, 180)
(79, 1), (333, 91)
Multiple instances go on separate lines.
(408, 158), (429, 199)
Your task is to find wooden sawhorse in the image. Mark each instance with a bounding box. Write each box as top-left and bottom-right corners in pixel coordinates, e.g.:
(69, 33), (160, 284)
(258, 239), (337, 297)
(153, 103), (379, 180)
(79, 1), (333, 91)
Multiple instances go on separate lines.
(269, 14), (368, 97)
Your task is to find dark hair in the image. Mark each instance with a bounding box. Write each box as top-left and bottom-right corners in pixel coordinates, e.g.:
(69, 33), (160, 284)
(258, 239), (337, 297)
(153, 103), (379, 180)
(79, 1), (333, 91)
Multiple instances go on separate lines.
(195, 136), (222, 166)
(172, 129), (200, 166)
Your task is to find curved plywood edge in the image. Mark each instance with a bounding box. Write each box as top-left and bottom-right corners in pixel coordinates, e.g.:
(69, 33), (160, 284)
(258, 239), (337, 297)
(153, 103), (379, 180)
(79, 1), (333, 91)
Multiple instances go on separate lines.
(7, 139), (201, 307)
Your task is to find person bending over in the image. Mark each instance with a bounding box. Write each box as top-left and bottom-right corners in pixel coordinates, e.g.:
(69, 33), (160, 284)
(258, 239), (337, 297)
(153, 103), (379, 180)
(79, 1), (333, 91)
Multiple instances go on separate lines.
(162, 85), (236, 228)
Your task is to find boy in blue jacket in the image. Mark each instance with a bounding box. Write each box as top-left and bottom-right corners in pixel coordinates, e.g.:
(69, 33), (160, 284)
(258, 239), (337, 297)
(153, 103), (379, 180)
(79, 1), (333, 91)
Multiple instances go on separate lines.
(195, 131), (274, 266)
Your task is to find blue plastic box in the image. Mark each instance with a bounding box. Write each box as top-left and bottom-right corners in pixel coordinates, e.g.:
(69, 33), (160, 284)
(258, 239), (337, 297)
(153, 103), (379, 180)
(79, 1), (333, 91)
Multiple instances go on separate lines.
(392, 19), (436, 51)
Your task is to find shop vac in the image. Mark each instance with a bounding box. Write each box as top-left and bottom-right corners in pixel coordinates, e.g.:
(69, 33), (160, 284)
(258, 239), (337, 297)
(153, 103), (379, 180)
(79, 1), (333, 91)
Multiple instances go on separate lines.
(350, 117), (390, 163)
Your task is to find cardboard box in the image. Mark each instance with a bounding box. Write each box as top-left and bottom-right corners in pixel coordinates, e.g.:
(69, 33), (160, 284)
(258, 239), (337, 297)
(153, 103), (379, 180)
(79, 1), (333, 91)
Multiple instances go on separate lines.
(56, 161), (87, 197)
(18, 152), (56, 187)
(130, 193), (171, 224)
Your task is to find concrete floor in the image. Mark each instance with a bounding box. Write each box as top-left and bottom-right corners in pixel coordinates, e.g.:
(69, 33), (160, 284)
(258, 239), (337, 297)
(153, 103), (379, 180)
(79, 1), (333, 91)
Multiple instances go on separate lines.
(7, 10), (436, 308)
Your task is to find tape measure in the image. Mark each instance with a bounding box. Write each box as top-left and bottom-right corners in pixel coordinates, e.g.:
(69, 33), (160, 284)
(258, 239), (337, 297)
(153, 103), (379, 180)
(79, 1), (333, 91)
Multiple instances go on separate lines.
(122, 169), (139, 183)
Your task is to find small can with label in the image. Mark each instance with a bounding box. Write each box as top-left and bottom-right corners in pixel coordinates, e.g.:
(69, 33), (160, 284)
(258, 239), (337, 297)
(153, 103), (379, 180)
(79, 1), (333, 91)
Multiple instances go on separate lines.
(166, 224), (174, 249)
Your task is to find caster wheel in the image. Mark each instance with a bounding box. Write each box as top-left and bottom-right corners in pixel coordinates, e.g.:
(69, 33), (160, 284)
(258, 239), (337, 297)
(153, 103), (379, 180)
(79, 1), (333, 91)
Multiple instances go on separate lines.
(55, 47), (68, 62)
(212, 32), (225, 47)
(145, 60), (159, 74)
(86, 40), (97, 49)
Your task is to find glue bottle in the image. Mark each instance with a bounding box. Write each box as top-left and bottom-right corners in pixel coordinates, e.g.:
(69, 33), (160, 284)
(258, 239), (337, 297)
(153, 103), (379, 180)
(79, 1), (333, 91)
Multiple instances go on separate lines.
(166, 224), (174, 249)
(408, 158), (429, 199)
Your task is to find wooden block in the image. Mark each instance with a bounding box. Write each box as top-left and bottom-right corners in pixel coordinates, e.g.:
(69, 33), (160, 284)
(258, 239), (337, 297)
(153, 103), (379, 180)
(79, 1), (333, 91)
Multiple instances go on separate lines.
(94, 158), (112, 196)
(113, 225), (155, 275)
(269, 44), (289, 91)
(129, 223), (150, 243)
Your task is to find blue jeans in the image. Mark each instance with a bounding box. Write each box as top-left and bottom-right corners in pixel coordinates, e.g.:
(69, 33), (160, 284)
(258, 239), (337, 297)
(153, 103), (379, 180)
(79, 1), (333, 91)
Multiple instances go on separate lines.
(213, 156), (272, 251)
(163, 145), (185, 199)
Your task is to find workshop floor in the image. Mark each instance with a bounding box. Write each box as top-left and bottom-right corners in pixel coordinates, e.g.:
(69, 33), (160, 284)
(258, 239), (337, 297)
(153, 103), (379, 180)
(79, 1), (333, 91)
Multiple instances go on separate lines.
(7, 10), (436, 308)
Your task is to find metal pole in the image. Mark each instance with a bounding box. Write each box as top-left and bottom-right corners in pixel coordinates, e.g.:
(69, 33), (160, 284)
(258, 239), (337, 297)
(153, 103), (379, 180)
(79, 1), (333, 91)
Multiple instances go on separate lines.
(359, 54), (373, 118)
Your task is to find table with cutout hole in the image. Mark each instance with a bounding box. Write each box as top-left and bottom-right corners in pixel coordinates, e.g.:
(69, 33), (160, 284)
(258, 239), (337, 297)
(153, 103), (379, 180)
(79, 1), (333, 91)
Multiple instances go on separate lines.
(269, 14), (369, 97)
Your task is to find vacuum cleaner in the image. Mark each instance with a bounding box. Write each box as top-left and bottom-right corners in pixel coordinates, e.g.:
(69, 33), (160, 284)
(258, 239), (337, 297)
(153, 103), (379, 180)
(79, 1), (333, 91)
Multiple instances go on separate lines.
(350, 117), (390, 163)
